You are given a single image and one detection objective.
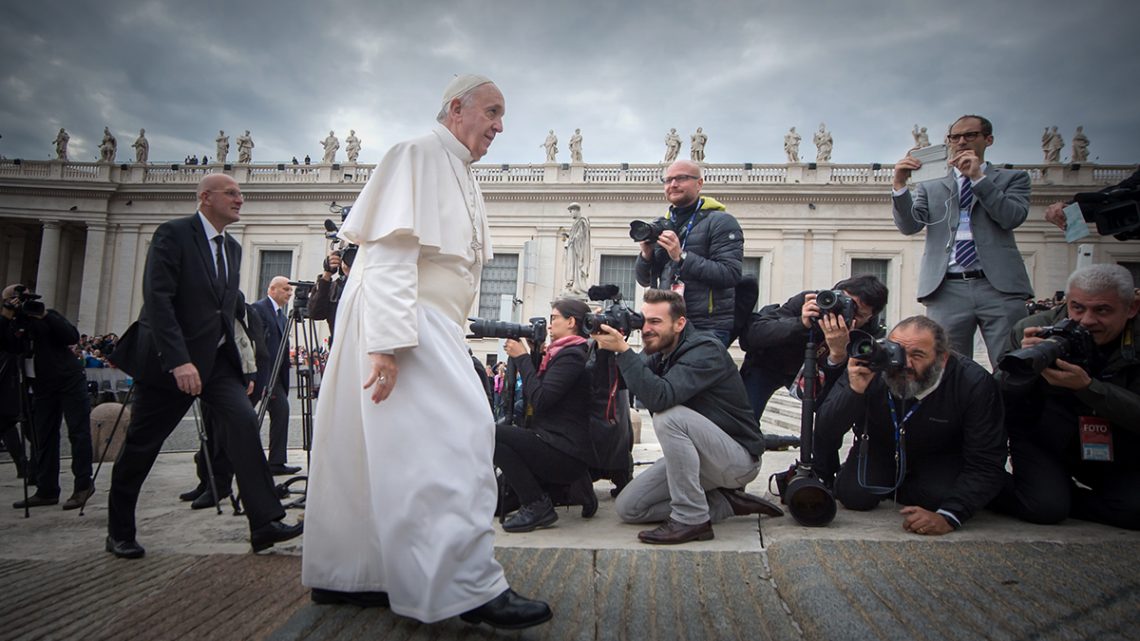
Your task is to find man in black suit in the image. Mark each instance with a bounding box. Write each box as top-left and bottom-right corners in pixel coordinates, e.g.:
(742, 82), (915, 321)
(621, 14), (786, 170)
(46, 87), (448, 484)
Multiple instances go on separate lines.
(252, 276), (299, 475)
(106, 174), (302, 559)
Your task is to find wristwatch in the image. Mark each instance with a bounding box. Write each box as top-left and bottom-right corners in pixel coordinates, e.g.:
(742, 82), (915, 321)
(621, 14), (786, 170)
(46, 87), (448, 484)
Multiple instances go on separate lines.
(678, 250), (688, 264)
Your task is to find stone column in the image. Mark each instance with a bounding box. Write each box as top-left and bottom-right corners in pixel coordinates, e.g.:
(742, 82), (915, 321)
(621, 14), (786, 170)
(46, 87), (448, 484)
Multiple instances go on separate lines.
(77, 222), (108, 335)
(4, 228), (26, 286)
(779, 229), (807, 302)
(35, 221), (62, 308)
(109, 225), (141, 333)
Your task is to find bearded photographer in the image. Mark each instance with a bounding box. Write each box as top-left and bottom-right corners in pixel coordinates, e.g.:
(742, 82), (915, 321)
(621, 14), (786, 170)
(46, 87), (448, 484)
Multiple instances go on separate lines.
(0, 284), (94, 509)
(995, 264), (1140, 530)
(814, 316), (1006, 535)
(494, 299), (595, 533)
(739, 275), (888, 422)
(594, 289), (781, 545)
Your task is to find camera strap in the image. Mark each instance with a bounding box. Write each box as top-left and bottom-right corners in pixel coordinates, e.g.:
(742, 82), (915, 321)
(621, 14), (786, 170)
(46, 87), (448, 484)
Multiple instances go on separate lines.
(856, 394), (919, 495)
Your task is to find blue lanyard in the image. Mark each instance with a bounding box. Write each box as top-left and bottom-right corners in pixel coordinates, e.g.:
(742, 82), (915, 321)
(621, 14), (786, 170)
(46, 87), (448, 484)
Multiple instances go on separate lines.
(668, 198), (703, 253)
(857, 393), (921, 496)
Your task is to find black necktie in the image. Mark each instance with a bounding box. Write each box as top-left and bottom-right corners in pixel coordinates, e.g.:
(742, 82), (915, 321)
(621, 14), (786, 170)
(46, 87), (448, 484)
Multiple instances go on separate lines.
(277, 307), (286, 333)
(213, 235), (227, 289)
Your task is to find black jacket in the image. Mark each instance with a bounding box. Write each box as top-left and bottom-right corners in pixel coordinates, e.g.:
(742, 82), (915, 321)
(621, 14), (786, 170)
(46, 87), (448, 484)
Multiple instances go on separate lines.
(815, 354), (1007, 524)
(512, 342), (594, 466)
(252, 297), (290, 394)
(635, 197), (743, 333)
(615, 324), (763, 457)
(310, 274), (345, 339)
(0, 309), (84, 395)
(110, 214), (243, 390)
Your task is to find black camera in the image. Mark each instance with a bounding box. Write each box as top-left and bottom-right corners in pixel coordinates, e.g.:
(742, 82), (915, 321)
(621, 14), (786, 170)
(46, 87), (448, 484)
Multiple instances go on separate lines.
(468, 317), (548, 345)
(628, 217), (674, 244)
(997, 318), (1095, 384)
(584, 302), (645, 337)
(1075, 186), (1140, 241)
(2, 285), (46, 317)
(288, 280), (316, 319)
(846, 330), (907, 373)
(815, 289), (856, 323)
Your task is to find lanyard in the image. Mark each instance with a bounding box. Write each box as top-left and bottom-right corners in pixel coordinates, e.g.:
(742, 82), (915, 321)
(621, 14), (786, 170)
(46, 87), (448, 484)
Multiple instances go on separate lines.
(857, 393), (922, 496)
(675, 198), (703, 253)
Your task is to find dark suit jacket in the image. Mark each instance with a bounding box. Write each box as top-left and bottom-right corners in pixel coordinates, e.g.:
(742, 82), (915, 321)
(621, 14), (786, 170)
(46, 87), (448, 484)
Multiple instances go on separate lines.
(110, 214), (242, 390)
(252, 296), (290, 394)
(892, 165), (1033, 300)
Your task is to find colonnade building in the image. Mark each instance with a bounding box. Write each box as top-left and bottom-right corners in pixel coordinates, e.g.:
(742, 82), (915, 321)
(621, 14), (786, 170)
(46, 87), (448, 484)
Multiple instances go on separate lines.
(1, 158), (1137, 356)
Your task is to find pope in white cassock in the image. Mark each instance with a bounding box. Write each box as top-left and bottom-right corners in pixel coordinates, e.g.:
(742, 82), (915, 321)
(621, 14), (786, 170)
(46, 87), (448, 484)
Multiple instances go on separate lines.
(302, 75), (553, 630)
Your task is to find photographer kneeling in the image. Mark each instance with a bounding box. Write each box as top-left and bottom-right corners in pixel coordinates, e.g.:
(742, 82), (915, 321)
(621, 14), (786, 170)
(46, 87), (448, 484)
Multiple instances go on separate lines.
(595, 289), (781, 545)
(0, 284), (94, 510)
(814, 316), (1006, 535)
(995, 264), (1140, 530)
(494, 299), (595, 533)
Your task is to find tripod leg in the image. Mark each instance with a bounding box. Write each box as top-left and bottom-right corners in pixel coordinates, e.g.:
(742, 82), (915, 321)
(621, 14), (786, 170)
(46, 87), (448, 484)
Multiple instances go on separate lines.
(191, 399), (223, 516)
(80, 384), (134, 517)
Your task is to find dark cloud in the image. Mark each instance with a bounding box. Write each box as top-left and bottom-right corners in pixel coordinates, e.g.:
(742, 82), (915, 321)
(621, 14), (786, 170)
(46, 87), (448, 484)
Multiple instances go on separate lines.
(1, 1), (1137, 165)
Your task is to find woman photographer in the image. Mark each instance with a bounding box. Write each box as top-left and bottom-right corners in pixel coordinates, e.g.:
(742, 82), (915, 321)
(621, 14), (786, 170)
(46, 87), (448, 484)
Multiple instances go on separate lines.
(495, 299), (595, 532)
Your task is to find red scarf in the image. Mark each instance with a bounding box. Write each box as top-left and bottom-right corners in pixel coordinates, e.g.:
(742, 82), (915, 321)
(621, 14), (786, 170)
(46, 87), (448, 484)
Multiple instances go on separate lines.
(539, 335), (588, 374)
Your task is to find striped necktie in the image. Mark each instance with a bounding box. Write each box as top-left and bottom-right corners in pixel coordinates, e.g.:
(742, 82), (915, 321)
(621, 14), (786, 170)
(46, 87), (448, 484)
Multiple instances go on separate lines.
(953, 176), (978, 270)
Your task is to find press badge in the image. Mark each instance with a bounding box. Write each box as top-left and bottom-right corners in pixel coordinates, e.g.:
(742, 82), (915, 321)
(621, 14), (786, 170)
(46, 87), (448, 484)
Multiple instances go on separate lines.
(671, 281), (685, 296)
(1079, 416), (1113, 462)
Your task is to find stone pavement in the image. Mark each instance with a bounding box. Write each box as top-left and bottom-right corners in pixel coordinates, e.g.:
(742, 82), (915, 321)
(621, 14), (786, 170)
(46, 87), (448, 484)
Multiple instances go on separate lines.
(1, 408), (1138, 640)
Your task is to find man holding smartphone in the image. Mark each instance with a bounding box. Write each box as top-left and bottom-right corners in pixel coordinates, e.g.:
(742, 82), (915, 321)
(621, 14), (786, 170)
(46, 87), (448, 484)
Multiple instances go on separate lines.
(891, 115), (1032, 367)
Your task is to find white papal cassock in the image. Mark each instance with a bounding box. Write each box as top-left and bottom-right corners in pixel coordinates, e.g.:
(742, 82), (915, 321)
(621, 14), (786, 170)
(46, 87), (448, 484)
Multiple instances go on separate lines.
(302, 123), (507, 623)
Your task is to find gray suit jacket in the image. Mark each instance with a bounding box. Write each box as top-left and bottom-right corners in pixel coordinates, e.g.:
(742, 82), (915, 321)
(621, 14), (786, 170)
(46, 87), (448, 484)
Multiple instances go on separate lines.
(893, 165), (1033, 300)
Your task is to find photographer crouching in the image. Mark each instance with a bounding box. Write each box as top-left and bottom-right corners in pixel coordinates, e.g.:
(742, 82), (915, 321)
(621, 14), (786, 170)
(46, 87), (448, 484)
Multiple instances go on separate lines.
(814, 316), (1007, 535)
(0, 284), (94, 509)
(594, 289), (782, 545)
(995, 264), (1140, 530)
(494, 299), (595, 532)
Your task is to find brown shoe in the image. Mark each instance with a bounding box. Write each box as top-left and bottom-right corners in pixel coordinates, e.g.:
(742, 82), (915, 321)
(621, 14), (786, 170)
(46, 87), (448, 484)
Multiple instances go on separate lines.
(637, 518), (714, 545)
(62, 487), (95, 510)
(718, 488), (784, 518)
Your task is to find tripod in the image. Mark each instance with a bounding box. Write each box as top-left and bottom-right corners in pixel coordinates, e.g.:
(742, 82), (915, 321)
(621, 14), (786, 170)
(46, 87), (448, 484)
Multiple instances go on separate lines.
(251, 284), (320, 510)
(784, 323), (838, 527)
(2, 351), (38, 519)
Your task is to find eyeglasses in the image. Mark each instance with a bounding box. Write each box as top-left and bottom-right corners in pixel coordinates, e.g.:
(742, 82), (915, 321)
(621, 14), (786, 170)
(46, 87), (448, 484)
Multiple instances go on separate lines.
(661, 174), (699, 185)
(946, 131), (984, 143)
(549, 313), (564, 321)
(208, 189), (243, 198)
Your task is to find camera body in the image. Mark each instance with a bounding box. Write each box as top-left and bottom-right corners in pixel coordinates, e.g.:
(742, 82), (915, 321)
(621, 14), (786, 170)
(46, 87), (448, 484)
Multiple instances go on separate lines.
(2, 285), (46, 318)
(628, 217), (675, 244)
(288, 281), (316, 319)
(815, 289), (856, 323)
(846, 330), (907, 373)
(997, 317), (1095, 384)
(584, 301), (645, 337)
(468, 317), (548, 345)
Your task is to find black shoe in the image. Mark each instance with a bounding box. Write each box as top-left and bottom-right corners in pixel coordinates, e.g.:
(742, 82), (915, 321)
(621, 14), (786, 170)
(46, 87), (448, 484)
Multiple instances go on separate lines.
(460, 588), (552, 629)
(62, 487), (95, 510)
(570, 475), (598, 519)
(250, 519), (303, 553)
(764, 433), (801, 451)
(502, 496), (557, 533)
(191, 488), (232, 510)
(105, 535), (146, 559)
(718, 487), (785, 517)
(179, 485), (206, 502)
(310, 588), (390, 608)
(269, 464), (301, 475)
(13, 493), (59, 509)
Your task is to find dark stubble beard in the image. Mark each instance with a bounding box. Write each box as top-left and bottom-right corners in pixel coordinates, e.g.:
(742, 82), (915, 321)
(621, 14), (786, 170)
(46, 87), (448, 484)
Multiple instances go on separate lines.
(884, 357), (944, 400)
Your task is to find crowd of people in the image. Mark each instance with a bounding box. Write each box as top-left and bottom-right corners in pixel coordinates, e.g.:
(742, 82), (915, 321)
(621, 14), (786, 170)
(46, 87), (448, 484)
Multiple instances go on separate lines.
(2, 75), (1136, 633)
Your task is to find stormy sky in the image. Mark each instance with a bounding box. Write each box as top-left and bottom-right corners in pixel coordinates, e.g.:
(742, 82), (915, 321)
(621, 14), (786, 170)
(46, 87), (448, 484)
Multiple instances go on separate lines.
(1, 0), (1137, 166)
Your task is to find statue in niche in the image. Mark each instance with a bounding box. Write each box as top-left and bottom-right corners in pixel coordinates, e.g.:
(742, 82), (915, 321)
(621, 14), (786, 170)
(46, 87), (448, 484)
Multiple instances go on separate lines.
(53, 128), (70, 160)
(237, 130), (254, 163)
(321, 131), (339, 164)
(541, 130), (558, 163)
(663, 128), (681, 163)
(813, 123), (833, 162)
(1043, 126), (1064, 163)
(216, 130), (230, 164)
(563, 203), (591, 295)
(912, 124), (930, 148)
(345, 130), (362, 162)
(783, 126), (801, 163)
(568, 128), (583, 163)
(132, 128), (149, 163)
(690, 127), (707, 162)
(1070, 126), (1090, 163)
(99, 127), (117, 163)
